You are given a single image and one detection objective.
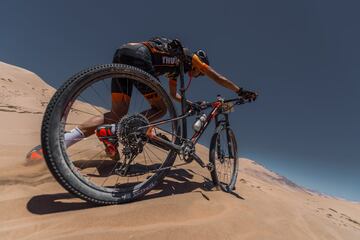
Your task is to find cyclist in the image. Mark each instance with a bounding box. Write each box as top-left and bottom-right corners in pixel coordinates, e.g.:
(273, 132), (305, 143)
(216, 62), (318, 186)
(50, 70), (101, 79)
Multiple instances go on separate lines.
(29, 37), (256, 161)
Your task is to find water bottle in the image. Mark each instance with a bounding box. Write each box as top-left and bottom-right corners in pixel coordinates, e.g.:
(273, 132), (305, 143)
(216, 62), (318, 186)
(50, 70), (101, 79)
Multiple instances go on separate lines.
(192, 114), (207, 132)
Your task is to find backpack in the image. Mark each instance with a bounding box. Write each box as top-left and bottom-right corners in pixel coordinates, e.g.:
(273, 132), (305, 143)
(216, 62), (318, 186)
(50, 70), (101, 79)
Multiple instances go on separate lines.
(146, 37), (183, 56)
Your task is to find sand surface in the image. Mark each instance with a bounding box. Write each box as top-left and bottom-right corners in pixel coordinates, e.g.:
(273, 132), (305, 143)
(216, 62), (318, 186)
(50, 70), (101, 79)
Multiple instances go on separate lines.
(0, 61), (359, 240)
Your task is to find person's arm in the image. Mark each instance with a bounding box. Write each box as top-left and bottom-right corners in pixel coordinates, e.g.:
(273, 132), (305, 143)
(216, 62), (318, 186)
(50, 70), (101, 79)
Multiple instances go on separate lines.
(203, 66), (240, 92)
(168, 78), (182, 102)
(192, 55), (240, 93)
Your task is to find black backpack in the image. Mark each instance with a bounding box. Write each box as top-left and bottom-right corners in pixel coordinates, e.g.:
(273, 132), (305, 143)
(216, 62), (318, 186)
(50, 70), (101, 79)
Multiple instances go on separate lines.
(147, 37), (183, 56)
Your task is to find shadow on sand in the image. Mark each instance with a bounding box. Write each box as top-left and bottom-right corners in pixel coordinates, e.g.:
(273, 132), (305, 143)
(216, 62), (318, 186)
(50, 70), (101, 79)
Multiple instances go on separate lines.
(27, 168), (244, 215)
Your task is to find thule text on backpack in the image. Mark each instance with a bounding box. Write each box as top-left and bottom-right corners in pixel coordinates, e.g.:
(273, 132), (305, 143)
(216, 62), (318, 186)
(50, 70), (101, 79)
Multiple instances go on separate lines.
(162, 56), (178, 65)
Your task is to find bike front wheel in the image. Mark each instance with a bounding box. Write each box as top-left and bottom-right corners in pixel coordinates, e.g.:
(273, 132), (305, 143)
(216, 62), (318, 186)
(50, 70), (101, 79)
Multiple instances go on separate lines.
(209, 125), (239, 192)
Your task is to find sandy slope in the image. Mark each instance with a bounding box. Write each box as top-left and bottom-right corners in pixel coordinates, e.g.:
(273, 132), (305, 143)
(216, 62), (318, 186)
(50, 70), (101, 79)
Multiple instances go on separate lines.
(0, 62), (55, 169)
(0, 62), (359, 240)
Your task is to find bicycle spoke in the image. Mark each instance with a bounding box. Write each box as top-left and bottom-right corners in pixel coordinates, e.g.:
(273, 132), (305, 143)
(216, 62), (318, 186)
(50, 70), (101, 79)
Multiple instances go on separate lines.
(78, 95), (104, 116)
(137, 91), (145, 114)
(68, 143), (103, 158)
(63, 122), (86, 126)
(101, 161), (116, 187)
(213, 128), (237, 187)
(142, 148), (151, 175)
(143, 147), (155, 165)
(102, 81), (123, 121)
(147, 142), (169, 154)
(144, 145), (165, 164)
(68, 107), (100, 117)
(80, 150), (105, 180)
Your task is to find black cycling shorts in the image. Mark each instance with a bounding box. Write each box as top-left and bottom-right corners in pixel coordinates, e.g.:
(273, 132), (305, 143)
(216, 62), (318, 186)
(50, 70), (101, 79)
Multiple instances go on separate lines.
(111, 43), (159, 97)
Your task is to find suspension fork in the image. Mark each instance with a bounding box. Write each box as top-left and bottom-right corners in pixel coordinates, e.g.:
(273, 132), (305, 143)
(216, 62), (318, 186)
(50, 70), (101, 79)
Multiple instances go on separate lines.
(223, 113), (234, 159)
(215, 114), (234, 159)
(214, 115), (223, 158)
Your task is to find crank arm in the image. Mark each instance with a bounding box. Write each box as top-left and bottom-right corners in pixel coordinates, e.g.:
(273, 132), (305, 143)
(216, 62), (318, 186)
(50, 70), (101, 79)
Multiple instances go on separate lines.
(190, 153), (206, 168)
(146, 129), (181, 152)
(190, 153), (215, 172)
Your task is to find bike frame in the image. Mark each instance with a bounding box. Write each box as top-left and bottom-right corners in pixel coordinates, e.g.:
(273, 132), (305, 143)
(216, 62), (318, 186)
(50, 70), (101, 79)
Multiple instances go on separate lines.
(146, 98), (231, 149)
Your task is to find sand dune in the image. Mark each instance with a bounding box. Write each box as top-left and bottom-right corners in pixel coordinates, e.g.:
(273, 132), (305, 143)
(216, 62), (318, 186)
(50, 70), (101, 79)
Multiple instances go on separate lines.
(0, 62), (359, 240)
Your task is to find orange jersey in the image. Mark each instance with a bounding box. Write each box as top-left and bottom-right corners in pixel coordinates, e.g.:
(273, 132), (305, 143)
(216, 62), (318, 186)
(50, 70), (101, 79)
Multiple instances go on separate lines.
(191, 54), (210, 75)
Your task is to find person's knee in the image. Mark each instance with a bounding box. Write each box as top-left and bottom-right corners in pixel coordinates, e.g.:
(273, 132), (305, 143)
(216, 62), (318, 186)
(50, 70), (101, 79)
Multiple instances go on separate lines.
(153, 105), (167, 118)
(104, 111), (120, 124)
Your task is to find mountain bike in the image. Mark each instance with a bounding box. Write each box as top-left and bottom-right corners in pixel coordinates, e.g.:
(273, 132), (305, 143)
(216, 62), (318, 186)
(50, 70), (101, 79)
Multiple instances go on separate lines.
(41, 45), (257, 205)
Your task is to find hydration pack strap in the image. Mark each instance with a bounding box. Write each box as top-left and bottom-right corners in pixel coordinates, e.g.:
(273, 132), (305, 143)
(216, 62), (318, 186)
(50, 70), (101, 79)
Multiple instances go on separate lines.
(142, 41), (169, 55)
(184, 72), (193, 91)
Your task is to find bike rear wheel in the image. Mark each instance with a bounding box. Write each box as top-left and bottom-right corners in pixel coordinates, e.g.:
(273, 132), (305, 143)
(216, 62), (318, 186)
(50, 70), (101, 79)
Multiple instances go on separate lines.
(209, 125), (238, 192)
(41, 64), (179, 204)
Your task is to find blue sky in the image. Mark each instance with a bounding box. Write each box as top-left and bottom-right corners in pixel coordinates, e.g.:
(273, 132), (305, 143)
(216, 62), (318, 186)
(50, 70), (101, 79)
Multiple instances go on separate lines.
(1, 0), (359, 200)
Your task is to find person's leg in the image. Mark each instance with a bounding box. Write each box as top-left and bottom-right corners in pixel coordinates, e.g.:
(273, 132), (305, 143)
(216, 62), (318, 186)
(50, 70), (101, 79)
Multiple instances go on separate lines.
(130, 45), (168, 122)
(78, 79), (132, 137)
(77, 48), (134, 138)
(136, 85), (167, 122)
(141, 92), (167, 122)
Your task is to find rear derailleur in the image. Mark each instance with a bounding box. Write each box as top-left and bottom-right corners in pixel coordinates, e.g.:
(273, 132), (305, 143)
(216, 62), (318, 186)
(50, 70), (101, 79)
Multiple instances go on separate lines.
(114, 114), (149, 176)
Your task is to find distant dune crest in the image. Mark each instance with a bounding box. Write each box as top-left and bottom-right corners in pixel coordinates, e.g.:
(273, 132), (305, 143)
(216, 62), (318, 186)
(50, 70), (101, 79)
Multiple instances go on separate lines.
(0, 61), (55, 114)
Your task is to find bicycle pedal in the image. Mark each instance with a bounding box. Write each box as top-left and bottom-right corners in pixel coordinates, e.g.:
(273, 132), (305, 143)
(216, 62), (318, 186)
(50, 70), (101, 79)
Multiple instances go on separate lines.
(115, 167), (128, 176)
(206, 163), (214, 172)
(183, 156), (194, 163)
(203, 181), (216, 190)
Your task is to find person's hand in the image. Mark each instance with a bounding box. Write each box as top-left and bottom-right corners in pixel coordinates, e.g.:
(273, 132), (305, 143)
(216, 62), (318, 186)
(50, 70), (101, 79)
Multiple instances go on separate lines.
(237, 88), (258, 102)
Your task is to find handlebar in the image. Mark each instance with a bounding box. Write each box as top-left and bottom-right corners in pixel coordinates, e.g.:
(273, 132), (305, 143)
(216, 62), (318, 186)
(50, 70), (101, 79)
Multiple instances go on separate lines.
(188, 95), (254, 115)
(224, 97), (253, 105)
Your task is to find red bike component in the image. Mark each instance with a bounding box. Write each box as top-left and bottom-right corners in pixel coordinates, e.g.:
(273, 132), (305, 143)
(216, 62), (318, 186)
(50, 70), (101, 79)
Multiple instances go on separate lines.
(96, 125), (118, 159)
